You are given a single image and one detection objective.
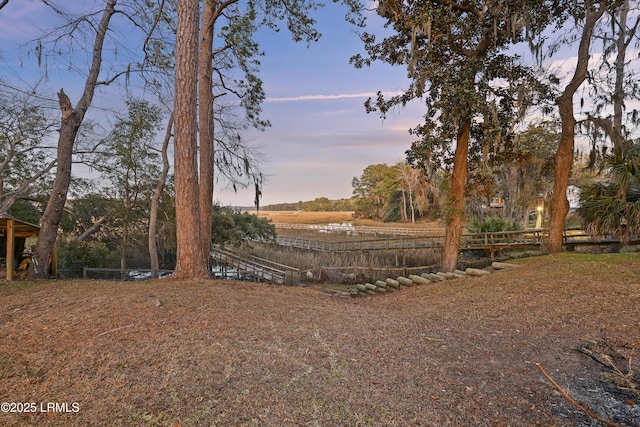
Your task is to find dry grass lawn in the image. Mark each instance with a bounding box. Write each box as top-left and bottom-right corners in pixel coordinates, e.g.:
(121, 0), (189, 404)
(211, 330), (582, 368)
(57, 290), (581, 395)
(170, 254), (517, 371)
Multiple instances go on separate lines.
(1, 253), (639, 426)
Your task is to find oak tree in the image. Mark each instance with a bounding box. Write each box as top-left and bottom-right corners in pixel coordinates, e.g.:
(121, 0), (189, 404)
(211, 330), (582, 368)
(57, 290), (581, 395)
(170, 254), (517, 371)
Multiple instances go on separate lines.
(353, 0), (552, 271)
(98, 99), (163, 277)
(0, 87), (58, 215)
(547, 3), (606, 252)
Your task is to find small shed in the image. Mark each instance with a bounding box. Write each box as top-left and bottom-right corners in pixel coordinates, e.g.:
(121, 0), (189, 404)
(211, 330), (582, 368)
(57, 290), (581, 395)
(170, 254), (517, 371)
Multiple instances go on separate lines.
(0, 215), (57, 281)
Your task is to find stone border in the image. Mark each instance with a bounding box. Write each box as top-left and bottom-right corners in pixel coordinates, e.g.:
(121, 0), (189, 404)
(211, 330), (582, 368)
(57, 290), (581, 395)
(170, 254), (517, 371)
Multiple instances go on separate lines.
(352, 262), (520, 296)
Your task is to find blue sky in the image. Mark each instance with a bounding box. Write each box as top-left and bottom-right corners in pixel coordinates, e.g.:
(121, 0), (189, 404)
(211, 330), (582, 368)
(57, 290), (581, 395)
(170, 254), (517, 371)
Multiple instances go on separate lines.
(0, 1), (426, 208)
(2, 2), (626, 210)
(222, 3), (425, 206)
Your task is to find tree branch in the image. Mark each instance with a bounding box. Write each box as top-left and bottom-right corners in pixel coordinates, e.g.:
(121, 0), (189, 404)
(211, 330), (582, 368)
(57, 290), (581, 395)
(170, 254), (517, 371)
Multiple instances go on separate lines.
(431, 0), (482, 19)
(143, 0), (166, 55)
(77, 217), (106, 241)
(536, 363), (624, 427)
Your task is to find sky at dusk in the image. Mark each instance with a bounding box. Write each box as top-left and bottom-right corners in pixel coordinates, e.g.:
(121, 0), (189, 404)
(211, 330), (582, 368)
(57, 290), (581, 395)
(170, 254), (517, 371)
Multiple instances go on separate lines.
(212, 2), (430, 207)
(233, 6), (426, 207)
(1, 2), (600, 209)
(0, 1), (426, 208)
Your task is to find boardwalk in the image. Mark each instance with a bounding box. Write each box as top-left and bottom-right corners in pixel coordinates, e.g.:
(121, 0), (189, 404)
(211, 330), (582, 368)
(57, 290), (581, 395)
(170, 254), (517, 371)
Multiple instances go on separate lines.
(211, 229), (635, 285)
(210, 247), (300, 285)
(276, 228), (628, 254)
(276, 235), (444, 252)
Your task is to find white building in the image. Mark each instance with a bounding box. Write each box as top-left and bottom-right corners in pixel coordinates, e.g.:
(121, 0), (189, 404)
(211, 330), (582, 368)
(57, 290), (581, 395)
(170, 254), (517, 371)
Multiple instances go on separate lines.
(567, 185), (581, 210)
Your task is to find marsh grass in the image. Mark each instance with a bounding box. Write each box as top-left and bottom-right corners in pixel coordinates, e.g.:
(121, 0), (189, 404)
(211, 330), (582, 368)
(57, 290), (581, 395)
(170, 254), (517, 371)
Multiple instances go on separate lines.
(242, 239), (442, 284)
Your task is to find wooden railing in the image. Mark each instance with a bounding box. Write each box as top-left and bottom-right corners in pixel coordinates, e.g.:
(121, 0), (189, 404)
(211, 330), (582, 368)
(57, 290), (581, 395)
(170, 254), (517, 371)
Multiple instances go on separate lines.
(461, 228), (591, 248)
(210, 247), (300, 285)
(275, 228), (606, 253)
(275, 235), (444, 252)
(461, 229), (543, 248)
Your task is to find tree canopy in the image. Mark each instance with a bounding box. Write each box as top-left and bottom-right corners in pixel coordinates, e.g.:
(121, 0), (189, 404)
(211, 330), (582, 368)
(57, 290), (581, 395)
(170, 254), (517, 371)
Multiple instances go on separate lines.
(352, 0), (555, 270)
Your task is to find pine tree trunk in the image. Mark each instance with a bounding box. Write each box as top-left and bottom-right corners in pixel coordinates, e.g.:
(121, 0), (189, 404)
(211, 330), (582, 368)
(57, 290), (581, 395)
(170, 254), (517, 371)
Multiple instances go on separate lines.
(173, 0), (208, 279)
(442, 118), (470, 272)
(198, 3), (215, 275)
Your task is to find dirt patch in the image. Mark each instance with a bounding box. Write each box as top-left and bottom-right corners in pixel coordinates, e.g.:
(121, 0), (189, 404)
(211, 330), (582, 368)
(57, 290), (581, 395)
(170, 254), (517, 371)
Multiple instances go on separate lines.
(1, 253), (639, 426)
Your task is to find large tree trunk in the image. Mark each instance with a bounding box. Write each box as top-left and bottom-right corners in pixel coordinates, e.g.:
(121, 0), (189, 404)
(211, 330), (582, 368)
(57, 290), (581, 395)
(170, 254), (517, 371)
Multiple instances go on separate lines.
(149, 114), (173, 278)
(173, 0), (208, 279)
(28, 0), (117, 279)
(548, 6), (605, 253)
(441, 117), (471, 272)
(198, 2), (215, 276)
(29, 90), (76, 278)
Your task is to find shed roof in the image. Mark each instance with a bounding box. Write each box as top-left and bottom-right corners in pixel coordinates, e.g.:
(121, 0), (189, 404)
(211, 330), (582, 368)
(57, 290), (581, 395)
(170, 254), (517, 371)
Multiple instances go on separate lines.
(0, 215), (40, 238)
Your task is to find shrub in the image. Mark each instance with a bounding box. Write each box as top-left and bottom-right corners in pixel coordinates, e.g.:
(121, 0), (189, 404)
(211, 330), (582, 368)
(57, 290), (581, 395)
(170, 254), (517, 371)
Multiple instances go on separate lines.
(467, 216), (519, 233)
(57, 238), (119, 276)
(211, 204), (276, 247)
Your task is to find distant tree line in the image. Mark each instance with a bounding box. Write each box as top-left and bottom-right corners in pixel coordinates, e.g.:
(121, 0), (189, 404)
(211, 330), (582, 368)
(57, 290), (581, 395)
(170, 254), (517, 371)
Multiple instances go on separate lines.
(263, 197), (355, 212)
(351, 123), (599, 228)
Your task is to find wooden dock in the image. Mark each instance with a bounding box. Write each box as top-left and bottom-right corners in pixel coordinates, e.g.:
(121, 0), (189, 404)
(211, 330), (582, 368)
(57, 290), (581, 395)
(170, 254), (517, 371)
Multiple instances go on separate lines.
(275, 228), (633, 255)
(210, 247), (301, 285)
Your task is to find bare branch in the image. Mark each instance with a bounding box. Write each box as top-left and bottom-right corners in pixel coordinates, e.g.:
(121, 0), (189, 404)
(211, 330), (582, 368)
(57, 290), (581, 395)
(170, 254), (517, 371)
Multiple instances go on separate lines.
(143, 0), (166, 55)
(77, 217), (107, 241)
(536, 363), (624, 427)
